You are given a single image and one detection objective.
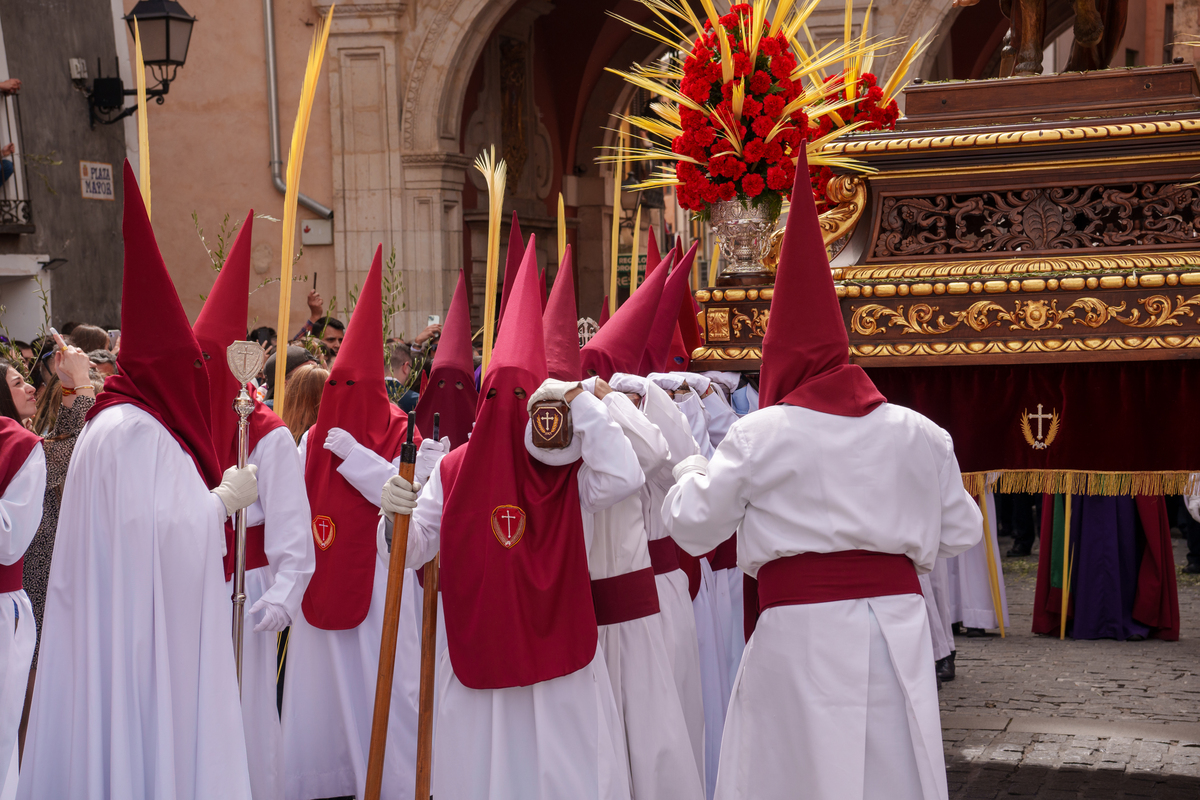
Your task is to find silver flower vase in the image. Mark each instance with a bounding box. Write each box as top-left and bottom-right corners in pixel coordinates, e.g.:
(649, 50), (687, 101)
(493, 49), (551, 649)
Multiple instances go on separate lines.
(709, 198), (779, 286)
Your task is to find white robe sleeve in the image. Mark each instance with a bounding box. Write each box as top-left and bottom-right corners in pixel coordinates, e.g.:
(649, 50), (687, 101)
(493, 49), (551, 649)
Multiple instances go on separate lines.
(935, 429), (984, 560)
(663, 422), (753, 558)
(572, 390), (643, 514)
(0, 446), (46, 564)
(643, 384), (699, 490)
(675, 393), (713, 457)
(603, 391), (671, 477)
(401, 462), (445, 571)
(701, 389), (739, 450)
(252, 426), (315, 616)
(337, 443), (402, 508)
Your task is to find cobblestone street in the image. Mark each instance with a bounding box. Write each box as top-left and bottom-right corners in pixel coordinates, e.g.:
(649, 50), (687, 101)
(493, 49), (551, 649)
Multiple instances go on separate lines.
(941, 538), (1200, 799)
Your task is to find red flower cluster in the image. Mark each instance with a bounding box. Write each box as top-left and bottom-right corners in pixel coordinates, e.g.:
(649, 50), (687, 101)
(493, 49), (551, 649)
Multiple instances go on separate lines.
(672, 4), (808, 213)
(806, 71), (899, 207)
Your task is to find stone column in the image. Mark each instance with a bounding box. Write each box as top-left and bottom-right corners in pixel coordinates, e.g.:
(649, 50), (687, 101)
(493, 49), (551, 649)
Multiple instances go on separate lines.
(320, 1), (408, 331)
(399, 152), (471, 334)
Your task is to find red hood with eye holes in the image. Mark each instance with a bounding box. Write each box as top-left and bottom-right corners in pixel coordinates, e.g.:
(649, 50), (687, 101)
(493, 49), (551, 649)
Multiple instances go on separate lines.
(302, 244), (418, 630)
(436, 235), (597, 689)
(413, 269), (477, 448)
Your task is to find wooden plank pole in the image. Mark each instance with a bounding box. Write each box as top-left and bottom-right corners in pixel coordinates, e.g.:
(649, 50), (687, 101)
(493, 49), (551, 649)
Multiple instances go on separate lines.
(364, 415), (418, 800)
(413, 555), (440, 800)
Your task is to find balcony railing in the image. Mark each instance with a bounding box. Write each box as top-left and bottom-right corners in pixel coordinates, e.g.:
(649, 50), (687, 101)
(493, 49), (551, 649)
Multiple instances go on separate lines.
(0, 93), (32, 234)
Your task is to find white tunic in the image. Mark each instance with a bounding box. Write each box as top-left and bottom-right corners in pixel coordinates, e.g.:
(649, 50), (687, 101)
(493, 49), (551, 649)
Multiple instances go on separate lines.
(593, 392), (704, 800)
(945, 491), (1008, 631)
(0, 447), (43, 799)
(634, 381), (706, 780)
(663, 403), (982, 800)
(923, 559), (955, 662)
(226, 426), (314, 800)
(282, 433), (420, 800)
(19, 404), (252, 800)
(403, 391), (640, 800)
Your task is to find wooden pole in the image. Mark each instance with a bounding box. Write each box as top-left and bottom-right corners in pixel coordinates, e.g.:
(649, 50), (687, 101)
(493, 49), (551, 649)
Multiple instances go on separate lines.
(629, 204), (642, 294)
(413, 555), (440, 800)
(977, 489), (1006, 638)
(364, 417), (418, 800)
(1059, 491), (1073, 640)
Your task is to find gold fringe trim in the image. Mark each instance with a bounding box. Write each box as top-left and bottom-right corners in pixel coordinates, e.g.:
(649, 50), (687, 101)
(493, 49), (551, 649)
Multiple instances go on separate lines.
(961, 470), (1200, 497)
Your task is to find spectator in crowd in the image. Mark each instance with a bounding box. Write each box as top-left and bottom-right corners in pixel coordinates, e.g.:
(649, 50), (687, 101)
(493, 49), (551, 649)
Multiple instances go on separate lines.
(12, 341), (32, 366)
(15, 345), (98, 746)
(279, 362), (328, 444)
(311, 316), (344, 356)
(262, 345), (318, 406)
(248, 326), (277, 355)
(384, 341), (419, 412)
(292, 290), (344, 355)
(66, 324), (109, 354)
(87, 349), (118, 379)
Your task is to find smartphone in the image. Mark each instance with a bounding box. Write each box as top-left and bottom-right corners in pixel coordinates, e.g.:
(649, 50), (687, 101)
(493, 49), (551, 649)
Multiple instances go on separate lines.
(427, 315), (441, 327)
(108, 329), (120, 350)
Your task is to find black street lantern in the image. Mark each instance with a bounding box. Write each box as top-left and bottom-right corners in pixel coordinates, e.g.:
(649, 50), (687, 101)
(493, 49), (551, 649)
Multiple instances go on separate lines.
(124, 1), (196, 68)
(85, 0), (196, 127)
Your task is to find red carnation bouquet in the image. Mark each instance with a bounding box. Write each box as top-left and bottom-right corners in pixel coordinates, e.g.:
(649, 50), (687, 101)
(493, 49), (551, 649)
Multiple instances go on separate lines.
(607, 0), (926, 221)
(673, 4), (807, 217)
(807, 71), (900, 208)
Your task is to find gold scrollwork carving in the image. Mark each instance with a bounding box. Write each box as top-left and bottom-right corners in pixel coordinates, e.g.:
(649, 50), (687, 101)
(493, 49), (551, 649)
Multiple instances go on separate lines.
(690, 346), (763, 362)
(706, 308), (731, 342)
(850, 334), (1200, 359)
(850, 294), (1200, 337)
(837, 252), (1200, 282)
(819, 118), (1200, 156)
(819, 175), (867, 248)
(728, 308), (770, 339)
(851, 303), (958, 336)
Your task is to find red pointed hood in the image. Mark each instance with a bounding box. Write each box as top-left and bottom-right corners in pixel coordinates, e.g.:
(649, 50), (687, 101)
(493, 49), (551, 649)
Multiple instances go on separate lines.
(193, 212), (286, 471)
(88, 161), (222, 488)
(580, 250), (673, 381)
(414, 270), (478, 448)
(641, 242), (698, 374)
(438, 234), (598, 688)
(758, 150), (885, 416)
(497, 212), (524, 326)
(303, 244), (414, 630)
(542, 245), (581, 381)
(598, 296), (611, 328)
(645, 225), (662, 279)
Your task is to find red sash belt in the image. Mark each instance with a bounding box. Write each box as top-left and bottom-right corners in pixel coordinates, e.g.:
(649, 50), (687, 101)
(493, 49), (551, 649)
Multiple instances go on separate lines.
(647, 537), (680, 575)
(0, 560), (22, 593)
(756, 550), (919, 612)
(223, 522), (270, 583)
(591, 567), (661, 626)
(710, 534), (737, 571)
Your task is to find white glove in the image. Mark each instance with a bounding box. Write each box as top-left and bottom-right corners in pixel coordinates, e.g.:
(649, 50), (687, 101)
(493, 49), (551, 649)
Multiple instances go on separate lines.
(608, 373), (648, 396)
(702, 371), (741, 398)
(381, 474), (420, 517)
(673, 372), (711, 396)
(648, 372), (686, 392)
(673, 454), (709, 482)
(415, 436), (450, 486)
(324, 427), (359, 460)
(250, 598), (291, 632)
(527, 378), (582, 414)
(211, 465), (259, 520)
(580, 376), (599, 394)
